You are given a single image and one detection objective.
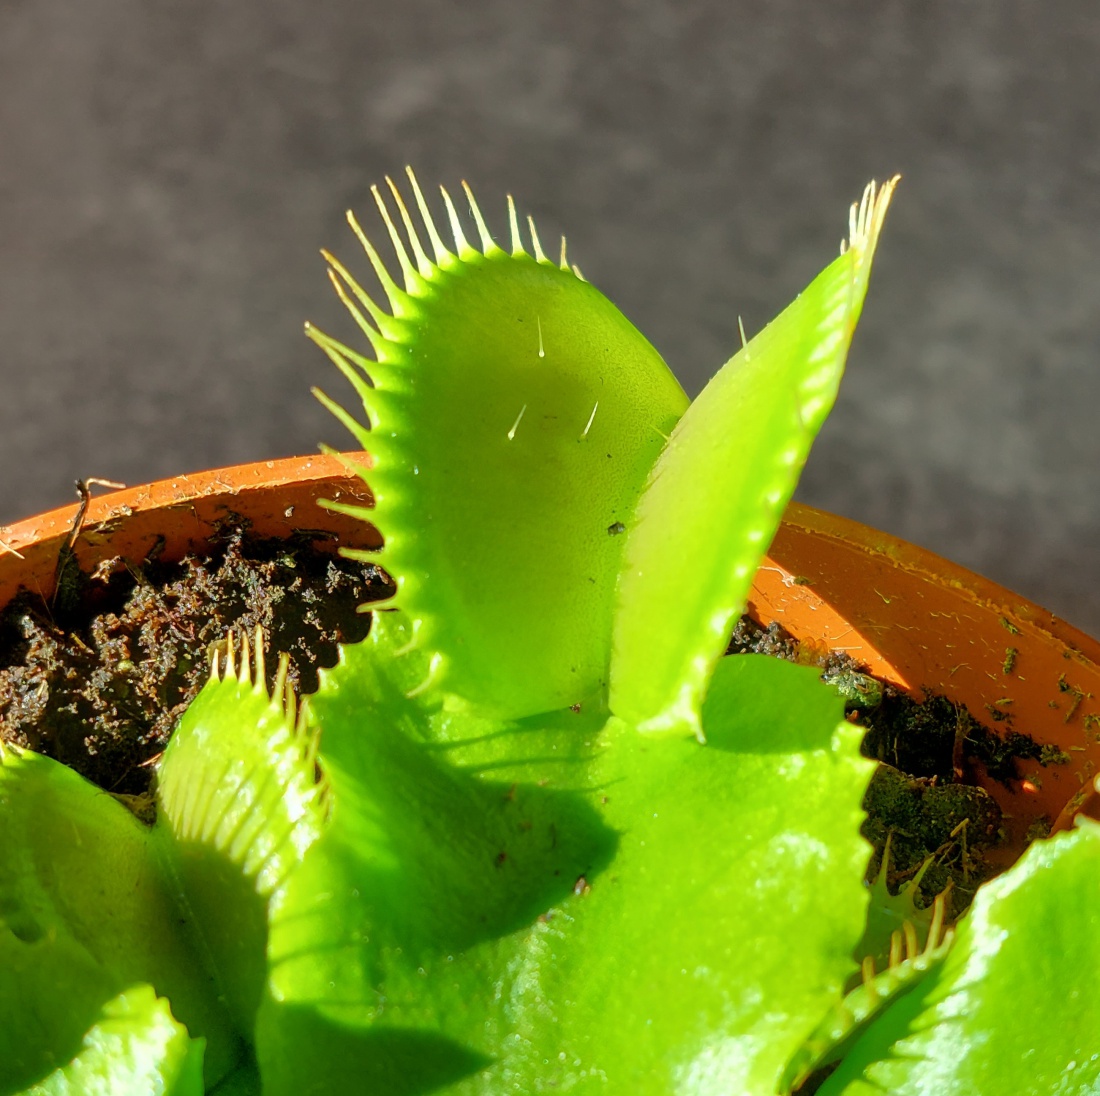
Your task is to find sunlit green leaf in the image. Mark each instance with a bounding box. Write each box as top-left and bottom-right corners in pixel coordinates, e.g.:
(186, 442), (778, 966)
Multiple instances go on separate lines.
(610, 180), (897, 738)
(258, 626), (613, 1093)
(0, 748), (239, 1092)
(18, 985), (204, 1096)
(260, 642), (872, 1094)
(154, 630), (325, 1038)
(311, 172), (688, 719)
(818, 819), (1100, 1096)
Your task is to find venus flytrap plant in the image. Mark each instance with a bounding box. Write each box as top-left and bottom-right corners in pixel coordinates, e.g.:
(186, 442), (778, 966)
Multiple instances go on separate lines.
(611, 183), (892, 739)
(308, 174), (687, 718)
(153, 630), (326, 1041)
(3, 170), (1100, 1096)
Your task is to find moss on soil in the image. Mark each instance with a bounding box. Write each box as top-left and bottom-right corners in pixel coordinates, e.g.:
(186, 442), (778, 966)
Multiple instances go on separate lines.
(0, 529), (394, 798)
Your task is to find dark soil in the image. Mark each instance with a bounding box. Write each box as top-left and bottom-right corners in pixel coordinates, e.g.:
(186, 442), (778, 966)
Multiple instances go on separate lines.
(727, 616), (1068, 920)
(0, 529), (394, 797)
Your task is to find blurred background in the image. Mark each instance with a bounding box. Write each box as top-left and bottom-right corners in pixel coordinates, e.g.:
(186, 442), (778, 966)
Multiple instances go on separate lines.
(2, 1), (1099, 634)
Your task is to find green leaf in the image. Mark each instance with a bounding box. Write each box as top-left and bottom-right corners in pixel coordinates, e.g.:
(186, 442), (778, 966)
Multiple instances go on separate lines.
(0, 747), (240, 1092)
(258, 628), (616, 1093)
(153, 629), (325, 1037)
(260, 643), (872, 1094)
(529, 656), (873, 1094)
(310, 171), (688, 719)
(781, 891), (953, 1092)
(18, 985), (204, 1096)
(818, 819), (1100, 1096)
(610, 179), (897, 737)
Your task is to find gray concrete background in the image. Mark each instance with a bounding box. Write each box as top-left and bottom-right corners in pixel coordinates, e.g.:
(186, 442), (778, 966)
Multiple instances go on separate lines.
(2, 1), (1099, 635)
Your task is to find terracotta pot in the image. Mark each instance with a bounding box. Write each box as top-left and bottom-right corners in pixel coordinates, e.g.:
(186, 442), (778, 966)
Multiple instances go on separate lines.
(3, 455), (1098, 851)
(0, 455), (380, 608)
(753, 503), (1100, 849)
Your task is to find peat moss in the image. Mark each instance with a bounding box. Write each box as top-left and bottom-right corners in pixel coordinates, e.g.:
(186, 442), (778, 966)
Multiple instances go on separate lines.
(728, 614), (1066, 919)
(0, 529), (394, 797)
(859, 766), (1003, 918)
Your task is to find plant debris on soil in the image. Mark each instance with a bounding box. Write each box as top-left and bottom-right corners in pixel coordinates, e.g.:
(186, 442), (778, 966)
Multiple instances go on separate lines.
(727, 616), (1069, 921)
(0, 527), (394, 799)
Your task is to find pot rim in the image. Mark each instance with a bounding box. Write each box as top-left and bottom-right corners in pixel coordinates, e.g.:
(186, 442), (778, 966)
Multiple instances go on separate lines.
(3, 455), (1095, 649)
